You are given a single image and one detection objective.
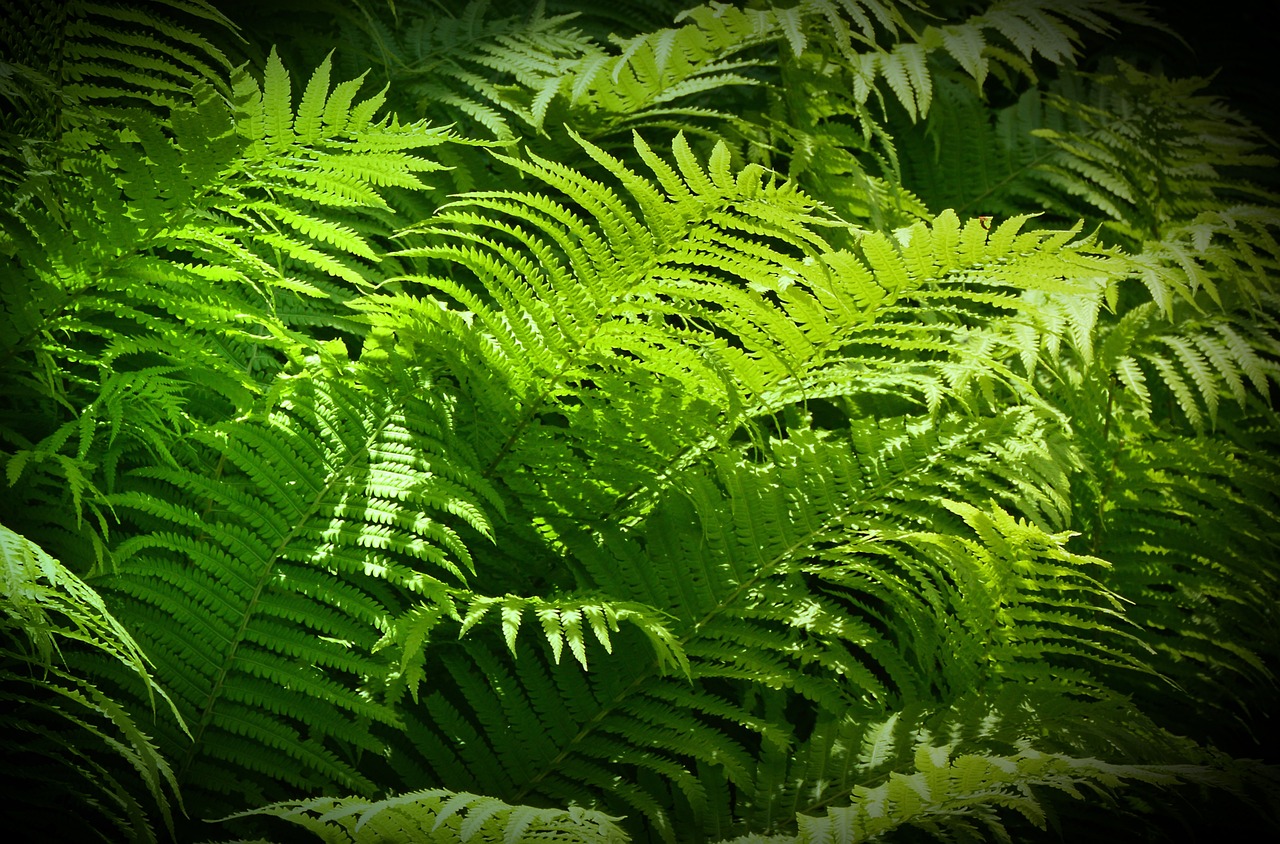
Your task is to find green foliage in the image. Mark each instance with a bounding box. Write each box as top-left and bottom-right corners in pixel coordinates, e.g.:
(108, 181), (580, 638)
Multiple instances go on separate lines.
(727, 743), (1274, 844)
(1, 521), (182, 843)
(2, 1), (1279, 843)
(99, 357), (499, 815)
(218, 789), (629, 843)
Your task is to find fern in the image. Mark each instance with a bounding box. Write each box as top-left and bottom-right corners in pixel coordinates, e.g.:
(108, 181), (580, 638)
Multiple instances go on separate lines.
(0, 19), (458, 566)
(370, 412), (1154, 840)
(46, 0), (237, 119)
(743, 743), (1274, 844)
(4, 2), (1280, 843)
(89, 356), (498, 820)
(215, 789), (629, 843)
(0, 521), (182, 844)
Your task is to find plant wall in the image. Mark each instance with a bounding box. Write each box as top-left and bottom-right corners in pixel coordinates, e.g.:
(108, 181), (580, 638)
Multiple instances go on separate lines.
(2, 1), (1278, 842)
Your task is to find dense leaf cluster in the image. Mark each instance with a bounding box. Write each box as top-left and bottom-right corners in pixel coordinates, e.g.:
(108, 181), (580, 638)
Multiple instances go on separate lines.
(2, 1), (1278, 842)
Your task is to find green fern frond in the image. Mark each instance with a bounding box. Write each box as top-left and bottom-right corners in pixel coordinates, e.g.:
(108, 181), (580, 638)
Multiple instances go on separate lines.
(456, 592), (686, 673)
(379, 407), (1149, 840)
(228, 47), (457, 273)
(1028, 62), (1277, 243)
(376, 591), (688, 703)
(216, 788), (629, 843)
(371, 0), (598, 141)
(367, 131), (848, 505)
(1088, 300), (1280, 430)
(93, 362), (497, 816)
(1078, 419), (1280, 727)
(1, 33), (461, 570)
(49, 0), (238, 119)
(373, 136), (1131, 542)
(1, 521), (183, 844)
(787, 0), (1160, 124)
(783, 744), (1239, 844)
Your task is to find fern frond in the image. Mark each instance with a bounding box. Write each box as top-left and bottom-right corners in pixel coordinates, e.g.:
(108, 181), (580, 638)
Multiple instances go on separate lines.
(378, 1), (599, 141)
(93, 361), (497, 816)
(378, 404), (1149, 841)
(1088, 299), (1280, 431)
(1027, 62), (1277, 244)
(784, 744), (1253, 844)
(1076, 416), (1280, 730)
(455, 592), (686, 673)
(1, 521), (182, 843)
(376, 591), (688, 704)
(1, 32), (461, 571)
(52, 0), (238, 119)
(374, 134), (1132, 545)
(217, 788), (629, 843)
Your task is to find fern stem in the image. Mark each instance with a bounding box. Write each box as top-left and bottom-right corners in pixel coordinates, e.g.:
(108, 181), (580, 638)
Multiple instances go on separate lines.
(1089, 375), (1120, 554)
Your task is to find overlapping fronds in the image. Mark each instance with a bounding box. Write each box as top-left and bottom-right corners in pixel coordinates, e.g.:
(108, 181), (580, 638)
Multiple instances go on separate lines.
(0, 36), (457, 568)
(3, 2), (1279, 843)
(1030, 62), (1275, 240)
(345, 0), (598, 141)
(372, 408), (1149, 841)
(362, 130), (849, 524)
(0, 521), (182, 844)
(909, 60), (1280, 316)
(1068, 410), (1280, 731)
(93, 359), (497, 816)
(730, 742), (1274, 844)
(15, 0), (239, 121)
(367, 134), (1135, 543)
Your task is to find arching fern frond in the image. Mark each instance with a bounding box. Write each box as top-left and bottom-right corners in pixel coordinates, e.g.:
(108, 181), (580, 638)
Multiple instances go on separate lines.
(365, 130), (849, 529)
(1096, 301), (1280, 430)
(771, 744), (1270, 844)
(376, 407), (1146, 841)
(454, 592), (687, 674)
(1125, 207), (1280, 316)
(780, 0), (1162, 125)
(92, 358), (497, 819)
(49, 0), (238, 120)
(370, 136), (1132, 552)
(1, 521), (183, 844)
(1, 34), (459, 569)
(216, 788), (629, 843)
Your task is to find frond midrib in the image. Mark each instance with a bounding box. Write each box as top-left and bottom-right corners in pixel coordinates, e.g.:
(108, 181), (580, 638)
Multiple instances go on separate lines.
(175, 381), (409, 784)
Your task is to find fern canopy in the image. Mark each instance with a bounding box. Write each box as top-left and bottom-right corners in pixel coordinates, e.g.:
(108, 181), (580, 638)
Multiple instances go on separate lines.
(1, 1), (1278, 843)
